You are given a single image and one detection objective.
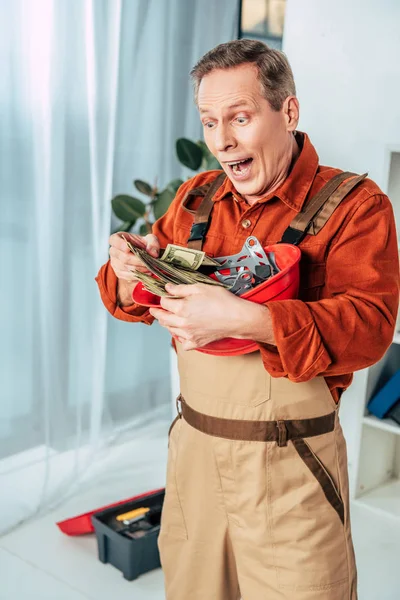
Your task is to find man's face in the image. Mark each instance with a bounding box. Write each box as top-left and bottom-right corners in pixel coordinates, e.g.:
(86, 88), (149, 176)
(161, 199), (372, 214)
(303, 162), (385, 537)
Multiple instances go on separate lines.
(198, 63), (297, 201)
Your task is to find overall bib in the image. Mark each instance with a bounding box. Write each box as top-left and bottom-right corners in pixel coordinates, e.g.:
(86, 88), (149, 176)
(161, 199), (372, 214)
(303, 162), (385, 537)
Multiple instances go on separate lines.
(158, 172), (363, 600)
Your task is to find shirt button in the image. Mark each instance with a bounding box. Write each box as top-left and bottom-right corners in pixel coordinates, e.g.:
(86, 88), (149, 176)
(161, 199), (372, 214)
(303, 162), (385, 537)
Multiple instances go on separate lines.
(241, 219), (252, 229)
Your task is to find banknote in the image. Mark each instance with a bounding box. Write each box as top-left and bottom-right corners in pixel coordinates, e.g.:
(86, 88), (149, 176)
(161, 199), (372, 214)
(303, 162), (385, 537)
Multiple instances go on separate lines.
(120, 236), (228, 291)
(137, 249), (224, 286)
(142, 249), (226, 287)
(133, 272), (171, 297)
(161, 244), (220, 269)
(161, 245), (205, 270)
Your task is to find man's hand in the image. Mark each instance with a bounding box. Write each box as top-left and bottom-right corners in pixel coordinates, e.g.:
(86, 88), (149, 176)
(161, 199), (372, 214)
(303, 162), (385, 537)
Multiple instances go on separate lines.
(109, 232), (160, 280)
(149, 282), (276, 350)
(108, 232), (160, 306)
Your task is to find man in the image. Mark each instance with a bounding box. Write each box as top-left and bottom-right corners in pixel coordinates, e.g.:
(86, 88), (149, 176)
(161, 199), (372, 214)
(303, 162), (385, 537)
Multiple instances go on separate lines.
(96, 40), (399, 599)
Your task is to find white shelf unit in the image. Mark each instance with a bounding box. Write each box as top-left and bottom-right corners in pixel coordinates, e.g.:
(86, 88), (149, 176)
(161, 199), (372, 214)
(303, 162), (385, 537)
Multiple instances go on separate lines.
(349, 334), (400, 521)
(363, 414), (400, 435)
(346, 148), (400, 520)
(354, 479), (400, 520)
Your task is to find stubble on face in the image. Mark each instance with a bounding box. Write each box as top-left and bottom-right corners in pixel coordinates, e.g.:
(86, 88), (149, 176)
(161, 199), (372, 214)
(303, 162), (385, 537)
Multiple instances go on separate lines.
(198, 64), (299, 204)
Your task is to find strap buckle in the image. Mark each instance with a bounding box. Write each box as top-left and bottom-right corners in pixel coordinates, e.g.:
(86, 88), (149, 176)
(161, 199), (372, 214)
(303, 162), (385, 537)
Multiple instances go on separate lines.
(279, 225), (305, 246)
(276, 420), (288, 447)
(188, 222), (208, 242)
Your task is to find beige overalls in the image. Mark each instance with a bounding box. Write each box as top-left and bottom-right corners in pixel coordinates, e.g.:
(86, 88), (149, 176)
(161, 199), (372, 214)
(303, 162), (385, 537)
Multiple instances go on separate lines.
(158, 172), (362, 600)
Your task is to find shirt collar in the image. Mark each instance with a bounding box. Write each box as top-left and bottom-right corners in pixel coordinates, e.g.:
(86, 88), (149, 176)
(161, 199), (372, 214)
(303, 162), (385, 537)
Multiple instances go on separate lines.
(212, 131), (319, 213)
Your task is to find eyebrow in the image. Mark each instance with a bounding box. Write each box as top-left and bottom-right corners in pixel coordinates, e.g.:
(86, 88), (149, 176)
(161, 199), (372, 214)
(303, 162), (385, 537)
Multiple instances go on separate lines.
(199, 102), (251, 115)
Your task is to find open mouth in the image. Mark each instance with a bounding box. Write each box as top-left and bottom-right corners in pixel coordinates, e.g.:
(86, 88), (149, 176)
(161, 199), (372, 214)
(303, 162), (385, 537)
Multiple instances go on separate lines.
(226, 158), (253, 178)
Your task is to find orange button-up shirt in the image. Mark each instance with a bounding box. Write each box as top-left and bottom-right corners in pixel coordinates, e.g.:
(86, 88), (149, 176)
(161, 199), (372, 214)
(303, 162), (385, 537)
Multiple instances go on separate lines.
(96, 132), (399, 403)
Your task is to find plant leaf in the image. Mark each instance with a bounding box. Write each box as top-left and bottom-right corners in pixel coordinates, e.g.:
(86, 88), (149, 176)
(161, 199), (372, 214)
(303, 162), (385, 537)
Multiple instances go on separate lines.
(197, 140), (211, 158)
(206, 155), (222, 170)
(149, 195), (158, 206)
(139, 223), (151, 235)
(133, 180), (153, 197)
(112, 220), (136, 234)
(111, 195), (146, 222)
(167, 178), (184, 194)
(197, 140), (221, 170)
(197, 141), (208, 170)
(176, 138), (203, 171)
(153, 188), (175, 220)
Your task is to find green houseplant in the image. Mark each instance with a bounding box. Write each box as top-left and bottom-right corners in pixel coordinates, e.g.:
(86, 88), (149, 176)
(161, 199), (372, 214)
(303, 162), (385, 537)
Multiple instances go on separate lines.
(111, 138), (221, 234)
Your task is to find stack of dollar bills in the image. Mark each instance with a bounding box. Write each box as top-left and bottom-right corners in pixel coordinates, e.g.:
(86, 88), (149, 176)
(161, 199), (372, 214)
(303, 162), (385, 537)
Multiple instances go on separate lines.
(122, 236), (229, 297)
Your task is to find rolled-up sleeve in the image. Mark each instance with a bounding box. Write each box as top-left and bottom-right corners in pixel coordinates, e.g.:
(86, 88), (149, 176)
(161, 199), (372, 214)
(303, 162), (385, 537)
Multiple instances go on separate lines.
(259, 194), (400, 382)
(95, 178), (195, 324)
(96, 260), (155, 324)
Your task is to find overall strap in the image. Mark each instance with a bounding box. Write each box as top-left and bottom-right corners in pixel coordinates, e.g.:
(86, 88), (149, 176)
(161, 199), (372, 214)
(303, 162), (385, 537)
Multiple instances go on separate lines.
(184, 172), (226, 250)
(281, 171), (368, 245)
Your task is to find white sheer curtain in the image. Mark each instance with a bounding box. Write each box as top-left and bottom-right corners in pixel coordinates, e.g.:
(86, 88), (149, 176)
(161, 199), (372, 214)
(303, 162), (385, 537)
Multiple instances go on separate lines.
(0, 0), (239, 535)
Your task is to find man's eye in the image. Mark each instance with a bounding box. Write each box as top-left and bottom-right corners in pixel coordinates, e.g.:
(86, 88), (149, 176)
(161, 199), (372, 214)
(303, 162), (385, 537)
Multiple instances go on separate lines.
(236, 117), (248, 124)
(204, 122), (215, 129)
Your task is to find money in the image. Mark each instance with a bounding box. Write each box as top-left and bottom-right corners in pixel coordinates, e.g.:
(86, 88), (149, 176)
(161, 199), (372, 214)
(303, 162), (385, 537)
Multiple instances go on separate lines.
(121, 236), (138, 255)
(161, 244), (220, 269)
(120, 235), (229, 295)
(133, 272), (171, 297)
(134, 248), (224, 286)
(161, 245), (205, 270)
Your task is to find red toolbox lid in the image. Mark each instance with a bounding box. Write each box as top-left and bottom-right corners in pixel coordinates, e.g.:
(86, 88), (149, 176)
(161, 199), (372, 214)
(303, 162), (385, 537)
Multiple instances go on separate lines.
(56, 487), (165, 536)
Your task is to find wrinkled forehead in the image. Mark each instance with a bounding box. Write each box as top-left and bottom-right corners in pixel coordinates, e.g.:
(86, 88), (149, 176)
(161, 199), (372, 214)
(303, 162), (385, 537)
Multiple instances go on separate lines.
(197, 64), (264, 112)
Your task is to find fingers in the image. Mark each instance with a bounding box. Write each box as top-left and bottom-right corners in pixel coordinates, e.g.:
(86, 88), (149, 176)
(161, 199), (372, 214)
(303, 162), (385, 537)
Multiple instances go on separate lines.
(149, 307), (185, 329)
(109, 259), (139, 281)
(143, 234), (160, 257)
(108, 233), (160, 281)
(109, 245), (147, 268)
(108, 232), (142, 254)
(166, 327), (190, 341)
(108, 232), (160, 256)
(159, 295), (184, 314)
(179, 340), (197, 351)
(114, 270), (138, 282)
(164, 283), (202, 297)
(109, 251), (151, 282)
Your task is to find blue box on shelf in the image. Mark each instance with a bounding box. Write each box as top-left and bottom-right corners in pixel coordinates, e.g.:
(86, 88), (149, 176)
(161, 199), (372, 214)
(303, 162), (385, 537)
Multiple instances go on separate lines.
(367, 370), (400, 420)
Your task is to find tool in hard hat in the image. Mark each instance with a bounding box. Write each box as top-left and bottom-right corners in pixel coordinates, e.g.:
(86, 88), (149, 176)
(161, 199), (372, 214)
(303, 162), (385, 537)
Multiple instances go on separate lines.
(213, 237), (280, 295)
(215, 237), (274, 273)
(214, 267), (253, 295)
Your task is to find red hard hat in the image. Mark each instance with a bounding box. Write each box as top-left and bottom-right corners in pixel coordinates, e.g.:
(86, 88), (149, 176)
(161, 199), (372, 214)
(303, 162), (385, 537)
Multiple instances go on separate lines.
(132, 243), (301, 356)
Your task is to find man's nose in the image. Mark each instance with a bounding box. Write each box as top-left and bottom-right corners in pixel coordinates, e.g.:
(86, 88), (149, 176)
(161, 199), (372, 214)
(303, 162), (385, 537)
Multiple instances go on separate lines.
(214, 124), (236, 152)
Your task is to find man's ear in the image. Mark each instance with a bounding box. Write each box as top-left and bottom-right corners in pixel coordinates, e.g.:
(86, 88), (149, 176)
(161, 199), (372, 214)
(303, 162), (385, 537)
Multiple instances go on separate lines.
(283, 96), (300, 132)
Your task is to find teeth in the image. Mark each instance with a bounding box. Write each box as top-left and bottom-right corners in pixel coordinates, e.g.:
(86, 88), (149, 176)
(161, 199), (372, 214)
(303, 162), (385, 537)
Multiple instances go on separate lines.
(227, 158), (250, 166)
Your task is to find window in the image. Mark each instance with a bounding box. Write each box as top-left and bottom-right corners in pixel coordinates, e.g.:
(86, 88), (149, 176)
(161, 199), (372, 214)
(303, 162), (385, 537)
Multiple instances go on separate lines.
(239, 0), (287, 49)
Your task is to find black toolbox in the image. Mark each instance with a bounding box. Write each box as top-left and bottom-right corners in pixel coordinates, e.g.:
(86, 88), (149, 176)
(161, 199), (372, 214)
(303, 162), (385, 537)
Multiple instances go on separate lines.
(91, 488), (165, 581)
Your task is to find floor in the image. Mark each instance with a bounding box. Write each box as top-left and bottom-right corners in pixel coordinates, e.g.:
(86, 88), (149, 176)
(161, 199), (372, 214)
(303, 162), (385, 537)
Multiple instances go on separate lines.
(1, 429), (400, 600)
